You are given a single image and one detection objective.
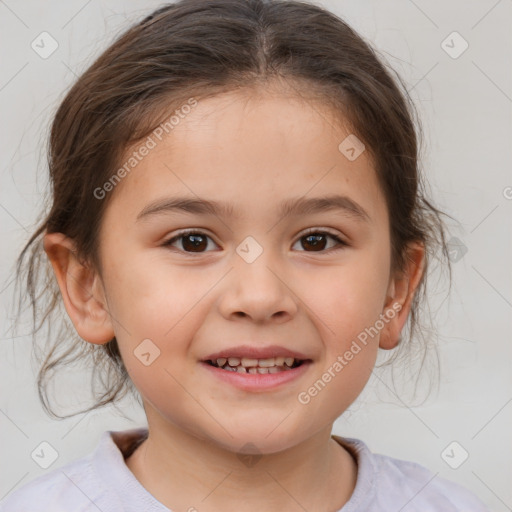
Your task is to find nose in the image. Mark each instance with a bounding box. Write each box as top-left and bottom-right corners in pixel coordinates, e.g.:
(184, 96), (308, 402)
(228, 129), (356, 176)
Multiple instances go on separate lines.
(217, 251), (298, 324)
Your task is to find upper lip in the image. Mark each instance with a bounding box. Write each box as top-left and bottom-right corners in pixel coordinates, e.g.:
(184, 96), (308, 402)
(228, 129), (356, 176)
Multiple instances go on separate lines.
(202, 345), (311, 361)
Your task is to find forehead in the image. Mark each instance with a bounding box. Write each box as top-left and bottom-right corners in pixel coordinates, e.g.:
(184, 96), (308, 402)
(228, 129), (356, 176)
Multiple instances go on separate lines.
(104, 88), (386, 226)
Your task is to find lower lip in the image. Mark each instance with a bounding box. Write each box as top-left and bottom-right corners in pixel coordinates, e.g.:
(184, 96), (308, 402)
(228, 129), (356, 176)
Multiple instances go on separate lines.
(200, 361), (312, 391)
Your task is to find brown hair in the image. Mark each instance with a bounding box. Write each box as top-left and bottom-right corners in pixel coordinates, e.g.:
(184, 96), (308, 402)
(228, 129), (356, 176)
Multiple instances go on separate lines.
(10, 0), (452, 419)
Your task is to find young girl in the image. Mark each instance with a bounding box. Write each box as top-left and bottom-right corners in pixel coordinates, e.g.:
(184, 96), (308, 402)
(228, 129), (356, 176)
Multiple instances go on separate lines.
(2, 0), (489, 510)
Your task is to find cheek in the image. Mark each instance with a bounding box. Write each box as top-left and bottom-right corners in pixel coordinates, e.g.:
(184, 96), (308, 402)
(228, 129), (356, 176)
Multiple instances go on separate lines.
(303, 254), (390, 342)
(104, 252), (220, 364)
(104, 252), (200, 333)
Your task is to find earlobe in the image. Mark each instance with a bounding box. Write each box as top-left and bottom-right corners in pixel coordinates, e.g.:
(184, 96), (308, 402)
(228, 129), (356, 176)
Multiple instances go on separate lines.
(379, 242), (425, 350)
(43, 232), (115, 345)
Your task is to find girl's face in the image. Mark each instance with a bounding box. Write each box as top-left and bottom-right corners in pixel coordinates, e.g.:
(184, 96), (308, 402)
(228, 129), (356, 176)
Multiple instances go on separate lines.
(85, 87), (410, 453)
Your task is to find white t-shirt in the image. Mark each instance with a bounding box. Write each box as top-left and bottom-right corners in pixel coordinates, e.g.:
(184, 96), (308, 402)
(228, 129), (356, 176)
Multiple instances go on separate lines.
(0, 427), (489, 511)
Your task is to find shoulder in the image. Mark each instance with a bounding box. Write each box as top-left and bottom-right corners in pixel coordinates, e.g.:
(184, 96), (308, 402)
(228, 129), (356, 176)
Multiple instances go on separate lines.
(334, 436), (490, 512)
(0, 438), (115, 512)
(372, 450), (488, 511)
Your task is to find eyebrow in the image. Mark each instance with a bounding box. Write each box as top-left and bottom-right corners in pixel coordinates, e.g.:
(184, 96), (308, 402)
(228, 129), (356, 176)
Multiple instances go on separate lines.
(136, 194), (371, 223)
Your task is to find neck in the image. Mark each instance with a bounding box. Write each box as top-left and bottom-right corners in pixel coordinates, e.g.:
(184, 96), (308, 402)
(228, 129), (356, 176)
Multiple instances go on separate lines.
(125, 415), (357, 511)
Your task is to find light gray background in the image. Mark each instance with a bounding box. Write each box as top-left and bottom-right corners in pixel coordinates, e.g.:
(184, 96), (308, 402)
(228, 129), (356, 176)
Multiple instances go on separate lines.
(1, 0), (511, 510)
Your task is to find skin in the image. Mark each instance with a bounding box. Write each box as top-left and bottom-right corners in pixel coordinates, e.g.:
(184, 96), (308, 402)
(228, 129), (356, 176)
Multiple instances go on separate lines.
(44, 82), (424, 512)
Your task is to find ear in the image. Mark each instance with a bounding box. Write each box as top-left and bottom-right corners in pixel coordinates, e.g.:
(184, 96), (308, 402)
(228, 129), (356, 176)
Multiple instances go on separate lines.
(379, 242), (425, 350)
(43, 232), (115, 344)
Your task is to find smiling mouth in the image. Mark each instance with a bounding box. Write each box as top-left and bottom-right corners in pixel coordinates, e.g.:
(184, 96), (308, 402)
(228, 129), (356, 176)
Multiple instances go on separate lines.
(205, 356), (307, 374)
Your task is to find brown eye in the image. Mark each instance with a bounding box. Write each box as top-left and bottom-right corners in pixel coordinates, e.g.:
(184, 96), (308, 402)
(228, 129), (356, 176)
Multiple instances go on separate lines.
(294, 231), (347, 252)
(163, 231), (216, 253)
(302, 233), (328, 251)
(163, 229), (347, 255)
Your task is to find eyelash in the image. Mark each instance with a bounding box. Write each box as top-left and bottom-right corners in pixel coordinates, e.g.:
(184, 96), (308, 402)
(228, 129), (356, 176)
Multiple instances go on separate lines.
(162, 228), (348, 254)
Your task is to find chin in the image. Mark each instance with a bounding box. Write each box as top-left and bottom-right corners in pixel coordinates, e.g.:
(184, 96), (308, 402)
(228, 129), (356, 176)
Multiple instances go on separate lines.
(205, 426), (305, 457)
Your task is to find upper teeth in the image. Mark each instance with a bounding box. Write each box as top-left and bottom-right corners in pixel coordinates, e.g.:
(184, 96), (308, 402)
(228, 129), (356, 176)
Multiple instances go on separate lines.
(216, 356), (296, 368)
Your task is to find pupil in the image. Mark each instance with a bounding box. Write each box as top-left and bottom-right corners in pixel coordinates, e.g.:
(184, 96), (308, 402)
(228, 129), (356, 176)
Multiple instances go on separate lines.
(183, 234), (207, 252)
(303, 234), (326, 251)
